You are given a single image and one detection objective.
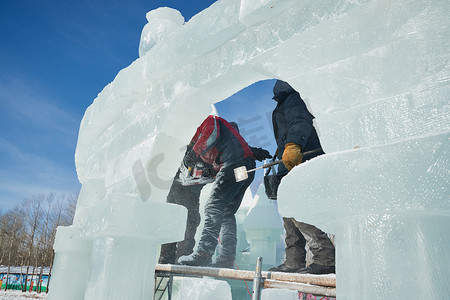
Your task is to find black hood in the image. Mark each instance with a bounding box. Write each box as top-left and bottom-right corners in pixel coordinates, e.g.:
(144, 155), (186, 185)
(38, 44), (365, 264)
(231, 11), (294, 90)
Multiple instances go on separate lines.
(272, 80), (296, 102)
(229, 121), (240, 133)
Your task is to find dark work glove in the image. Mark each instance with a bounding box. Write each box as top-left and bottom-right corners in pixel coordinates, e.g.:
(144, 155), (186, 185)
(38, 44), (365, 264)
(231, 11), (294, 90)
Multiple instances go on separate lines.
(183, 149), (198, 168)
(251, 147), (272, 162)
(201, 162), (216, 178)
(184, 141), (195, 155)
(282, 143), (302, 171)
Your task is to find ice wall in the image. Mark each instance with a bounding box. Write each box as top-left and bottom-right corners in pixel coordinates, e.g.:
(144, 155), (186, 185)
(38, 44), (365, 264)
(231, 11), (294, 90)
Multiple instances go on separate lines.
(176, 278), (232, 300)
(49, 0), (449, 299)
(139, 8), (185, 58)
(274, 0), (449, 298)
(243, 185), (283, 268)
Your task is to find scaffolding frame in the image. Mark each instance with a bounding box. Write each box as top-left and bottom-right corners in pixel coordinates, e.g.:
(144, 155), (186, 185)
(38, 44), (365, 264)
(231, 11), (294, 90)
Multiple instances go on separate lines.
(153, 258), (336, 300)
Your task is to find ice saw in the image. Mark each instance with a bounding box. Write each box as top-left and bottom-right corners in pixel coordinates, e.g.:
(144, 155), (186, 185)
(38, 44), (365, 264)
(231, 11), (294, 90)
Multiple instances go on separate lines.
(234, 148), (324, 182)
(178, 159), (217, 186)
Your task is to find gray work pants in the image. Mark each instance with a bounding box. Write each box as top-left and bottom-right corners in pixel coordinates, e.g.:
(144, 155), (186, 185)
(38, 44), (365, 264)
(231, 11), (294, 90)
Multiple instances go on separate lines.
(197, 157), (255, 260)
(159, 170), (205, 263)
(283, 217), (335, 267)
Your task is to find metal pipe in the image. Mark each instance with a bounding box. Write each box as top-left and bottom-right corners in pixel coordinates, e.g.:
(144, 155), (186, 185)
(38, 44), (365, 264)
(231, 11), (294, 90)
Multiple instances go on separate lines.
(167, 275), (172, 300)
(264, 279), (336, 298)
(155, 264), (336, 287)
(250, 148), (323, 173)
(252, 257), (262, 300)
(235, 148), (324, 182)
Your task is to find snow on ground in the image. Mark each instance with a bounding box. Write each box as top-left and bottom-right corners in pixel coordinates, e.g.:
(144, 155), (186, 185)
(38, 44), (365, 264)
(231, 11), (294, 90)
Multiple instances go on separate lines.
(0, 290), (47, 300)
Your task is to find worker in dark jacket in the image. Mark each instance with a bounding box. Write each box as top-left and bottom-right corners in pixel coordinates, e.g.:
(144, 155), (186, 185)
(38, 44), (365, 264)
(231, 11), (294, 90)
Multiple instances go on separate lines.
(158, 162), (206, 264)
(159, 122), (270, 265)
(268, 80), (335, 274)
(177, 115), (264, 268)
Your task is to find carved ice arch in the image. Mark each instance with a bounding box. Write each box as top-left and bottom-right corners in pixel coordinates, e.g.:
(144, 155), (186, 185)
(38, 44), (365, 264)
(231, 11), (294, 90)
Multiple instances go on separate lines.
(48, 1), (449, 299)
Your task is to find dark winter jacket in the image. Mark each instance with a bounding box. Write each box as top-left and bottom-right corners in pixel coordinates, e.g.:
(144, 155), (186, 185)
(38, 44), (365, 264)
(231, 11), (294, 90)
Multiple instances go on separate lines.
(271, 80), (324, 177)
(191, 115), (254, 167)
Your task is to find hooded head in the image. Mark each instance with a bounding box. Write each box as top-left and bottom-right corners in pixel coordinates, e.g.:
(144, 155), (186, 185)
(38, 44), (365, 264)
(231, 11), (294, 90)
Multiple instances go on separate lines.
(272, 80), (296, 102)
(229, 121), (240, 133)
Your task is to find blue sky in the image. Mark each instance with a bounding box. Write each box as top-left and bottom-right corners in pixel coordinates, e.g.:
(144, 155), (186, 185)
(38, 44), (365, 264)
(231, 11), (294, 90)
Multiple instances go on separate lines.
(0, 0), (277, 211)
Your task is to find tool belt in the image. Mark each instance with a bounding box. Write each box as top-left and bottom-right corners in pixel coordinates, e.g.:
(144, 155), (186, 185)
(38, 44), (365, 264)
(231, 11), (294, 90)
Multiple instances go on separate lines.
(264, 149), (279, 200)
(264, 167), (279, 200)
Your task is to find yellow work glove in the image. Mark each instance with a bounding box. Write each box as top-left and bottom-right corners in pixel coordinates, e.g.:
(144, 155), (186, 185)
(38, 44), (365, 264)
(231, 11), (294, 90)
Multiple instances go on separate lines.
(282, 143), (303, 171)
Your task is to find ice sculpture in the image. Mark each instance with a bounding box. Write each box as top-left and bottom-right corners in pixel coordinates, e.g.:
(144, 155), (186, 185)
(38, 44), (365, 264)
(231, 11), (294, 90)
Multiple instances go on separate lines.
(49, 0), (449, 299)
(243, 185), (283, 268)
(261, 288), (298, 300)
(138, 7), (185, 58)
(176, 278), (232, 300)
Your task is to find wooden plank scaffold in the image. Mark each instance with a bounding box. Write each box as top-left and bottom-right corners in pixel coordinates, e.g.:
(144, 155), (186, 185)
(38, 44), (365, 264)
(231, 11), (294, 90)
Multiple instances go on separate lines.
(154, 257), (336, 300)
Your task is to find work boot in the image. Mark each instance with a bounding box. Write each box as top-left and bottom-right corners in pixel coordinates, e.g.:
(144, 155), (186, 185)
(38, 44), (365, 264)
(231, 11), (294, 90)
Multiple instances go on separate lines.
(177, 251), (212, 267)
(211, 256), (235, 269)
(297, 263), (335, 274)
(158, 255), (176, 265)
(159, 243), (177, 264)
(268, 262), (305, 273)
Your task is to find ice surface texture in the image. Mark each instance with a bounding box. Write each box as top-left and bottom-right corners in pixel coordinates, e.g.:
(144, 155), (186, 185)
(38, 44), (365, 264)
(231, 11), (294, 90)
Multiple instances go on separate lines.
(243, 185), (283, 266)
(279, 134), (449, 298)
(261, 288), (298, 300)
(49, 0), (449, 299)
(176, 278), (232, 300)
(139, 7), (184, 57)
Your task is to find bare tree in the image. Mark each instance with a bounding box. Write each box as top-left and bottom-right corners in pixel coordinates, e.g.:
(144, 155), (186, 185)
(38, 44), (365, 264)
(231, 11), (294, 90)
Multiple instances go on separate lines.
(0, 208), (26, 290)
(65, 192), (78, 223)
(0, 192), (78, 293)
(46, 192), (78, 293)
(22, 195), (43, 292)
(36, 193), (58, 293)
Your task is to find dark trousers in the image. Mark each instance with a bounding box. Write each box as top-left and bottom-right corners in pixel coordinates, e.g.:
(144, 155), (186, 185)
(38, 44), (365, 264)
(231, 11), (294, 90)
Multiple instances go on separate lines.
(197, 157), (255, 260)
(159, 170), (205, 263)
(283, 217), (335, 267)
